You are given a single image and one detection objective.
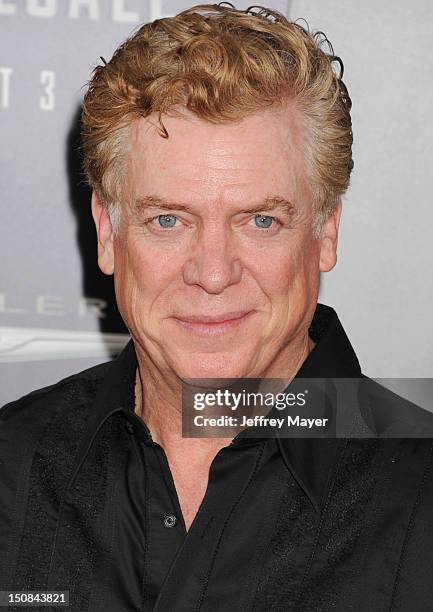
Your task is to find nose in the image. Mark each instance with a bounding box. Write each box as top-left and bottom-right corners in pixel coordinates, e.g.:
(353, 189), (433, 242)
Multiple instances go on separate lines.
(182, 223), (242, 294)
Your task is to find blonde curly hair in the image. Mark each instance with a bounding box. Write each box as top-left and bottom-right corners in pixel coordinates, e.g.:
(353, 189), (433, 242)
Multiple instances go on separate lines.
(81, 2), (353, 234)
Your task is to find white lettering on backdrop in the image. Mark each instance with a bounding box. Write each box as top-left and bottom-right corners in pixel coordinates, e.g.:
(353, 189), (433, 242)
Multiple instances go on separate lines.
(0, 0), (170, 21)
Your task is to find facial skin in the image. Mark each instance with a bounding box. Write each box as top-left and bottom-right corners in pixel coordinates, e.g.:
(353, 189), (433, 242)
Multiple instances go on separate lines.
(92, 104), (341, 389)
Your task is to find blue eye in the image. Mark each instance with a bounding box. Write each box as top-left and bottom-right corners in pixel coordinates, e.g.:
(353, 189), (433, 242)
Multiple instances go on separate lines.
(254, 214), (274, 229)
(157, 214), (177, 228)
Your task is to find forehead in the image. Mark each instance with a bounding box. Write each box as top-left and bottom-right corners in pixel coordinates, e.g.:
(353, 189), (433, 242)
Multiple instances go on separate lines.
(125, 105), (308, 208)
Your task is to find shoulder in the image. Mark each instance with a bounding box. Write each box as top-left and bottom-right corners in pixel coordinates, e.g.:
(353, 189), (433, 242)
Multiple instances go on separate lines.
(0, 360), (112, 434)
(0, 359), (115, 513)
(357, 375), (433, 437)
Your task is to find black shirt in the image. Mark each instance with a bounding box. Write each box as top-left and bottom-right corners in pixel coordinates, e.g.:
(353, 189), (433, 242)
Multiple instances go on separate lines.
(1, 303), (433, 611)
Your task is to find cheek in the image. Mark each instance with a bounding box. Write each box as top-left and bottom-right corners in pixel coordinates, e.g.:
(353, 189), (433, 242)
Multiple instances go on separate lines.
(258, 241), (320, 339)
(113, 238), (178, 312)
(112, 244), (135, 327)
(255, 239), (320, 297)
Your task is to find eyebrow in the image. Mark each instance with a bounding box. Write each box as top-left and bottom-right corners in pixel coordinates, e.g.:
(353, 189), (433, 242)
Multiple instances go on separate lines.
(133, 195), (296, 216)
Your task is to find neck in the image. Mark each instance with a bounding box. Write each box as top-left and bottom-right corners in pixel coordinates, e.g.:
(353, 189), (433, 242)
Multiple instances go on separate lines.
(133, 332), (315, 456)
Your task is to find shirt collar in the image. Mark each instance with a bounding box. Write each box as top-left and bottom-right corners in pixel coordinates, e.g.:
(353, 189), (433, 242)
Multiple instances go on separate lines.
(89, 302), (362, 513)
(276, 303), (362, 513)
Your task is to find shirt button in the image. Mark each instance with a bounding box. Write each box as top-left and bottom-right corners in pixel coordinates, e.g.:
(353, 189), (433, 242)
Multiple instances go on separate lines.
(163, 514), (177, 528)
(125, 421), (134, 434)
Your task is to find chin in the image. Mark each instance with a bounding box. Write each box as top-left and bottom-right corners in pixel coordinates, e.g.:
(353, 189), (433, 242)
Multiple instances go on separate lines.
(174, 353), (251, 382)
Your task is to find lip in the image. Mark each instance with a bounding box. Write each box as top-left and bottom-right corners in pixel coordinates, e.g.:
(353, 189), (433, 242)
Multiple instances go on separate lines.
(174, 311), (253, 324)
(172, 310), (255, 335)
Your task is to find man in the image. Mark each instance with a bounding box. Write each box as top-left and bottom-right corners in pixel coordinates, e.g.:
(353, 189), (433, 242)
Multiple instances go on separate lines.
(1, 4), (433, 611)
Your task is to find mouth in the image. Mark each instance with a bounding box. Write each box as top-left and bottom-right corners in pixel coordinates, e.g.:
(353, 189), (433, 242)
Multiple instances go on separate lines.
(171, 310), (255, 336)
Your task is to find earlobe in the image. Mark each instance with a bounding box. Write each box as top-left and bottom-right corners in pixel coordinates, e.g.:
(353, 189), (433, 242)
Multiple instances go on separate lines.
(91, 191), (115, 276)
(319, 201), (342, 273)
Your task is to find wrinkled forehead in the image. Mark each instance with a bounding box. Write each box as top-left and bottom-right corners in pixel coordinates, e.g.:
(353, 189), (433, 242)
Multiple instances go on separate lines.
(123, 105), (310, 213)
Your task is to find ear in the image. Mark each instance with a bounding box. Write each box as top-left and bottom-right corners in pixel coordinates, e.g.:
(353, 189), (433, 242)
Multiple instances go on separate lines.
(91, 190), (114, 275)
(319, 200), (342, 273)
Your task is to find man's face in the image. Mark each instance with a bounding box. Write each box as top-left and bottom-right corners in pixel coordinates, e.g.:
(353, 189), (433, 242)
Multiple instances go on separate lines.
(93, 105), (340, 380)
